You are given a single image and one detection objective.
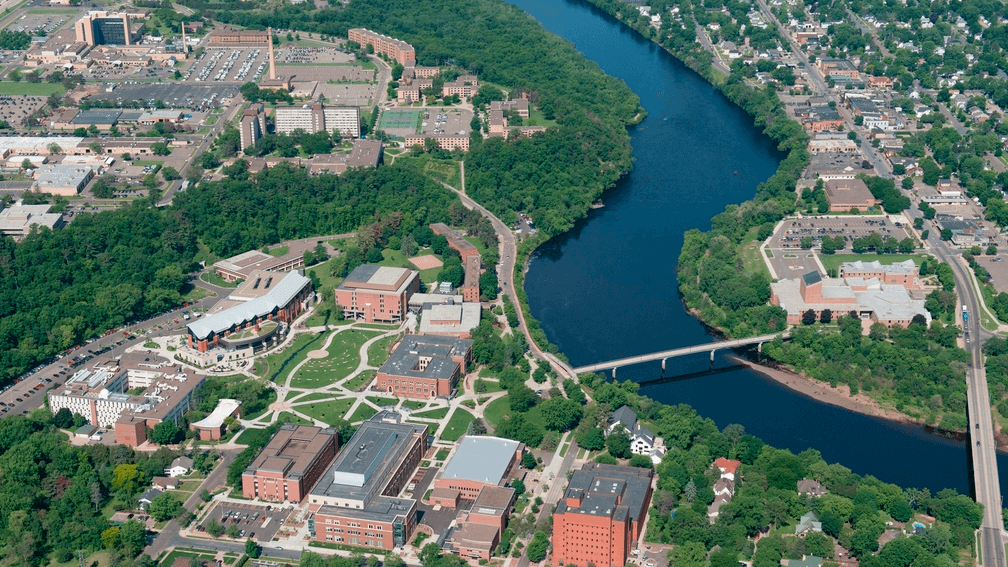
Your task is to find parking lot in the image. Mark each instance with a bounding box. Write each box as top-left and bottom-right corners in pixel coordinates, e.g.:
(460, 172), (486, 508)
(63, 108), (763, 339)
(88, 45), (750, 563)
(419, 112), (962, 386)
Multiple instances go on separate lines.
(90, 83), (238, 110)
(976, 254), (1008, 293)
(0, 96), (47, 127)
(766, 215), (912, 277)
(184, 47), (271, 84)
(198, 501), (293, 543)
(276, 46), (355, 64)
(6, 12), (71, 35)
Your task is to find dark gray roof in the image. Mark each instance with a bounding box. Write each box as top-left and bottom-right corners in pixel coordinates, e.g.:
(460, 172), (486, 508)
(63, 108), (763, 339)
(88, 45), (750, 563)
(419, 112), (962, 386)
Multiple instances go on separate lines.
(318, 495), (415, 523)
(139, 488), (161, 502)
(72, 109), (122, 124)
(342, 263), (380, 284)
(378, 334), (473, 381)
(610, 405), (637, 431)
(633, 425), (655, 444)
(801, 271), (822, 286)
(556, 463), (652, 523)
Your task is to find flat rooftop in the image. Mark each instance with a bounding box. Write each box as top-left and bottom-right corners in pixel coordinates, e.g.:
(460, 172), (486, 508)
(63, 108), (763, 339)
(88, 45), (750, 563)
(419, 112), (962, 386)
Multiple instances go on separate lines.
(557, 463), (652, 522)
(338, 264), (416, 293)
(245, 424), (336, 480)
(439, 436), (521, 486)
(378, 334), (473, 381)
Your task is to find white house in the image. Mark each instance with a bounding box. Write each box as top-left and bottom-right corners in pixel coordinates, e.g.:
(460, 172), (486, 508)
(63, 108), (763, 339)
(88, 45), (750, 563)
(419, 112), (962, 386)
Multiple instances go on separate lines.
(138, 488), (161, 510)
(630, 425), (667, 464)
(165, 456), (193, 477)
(608, 406), (637, 435)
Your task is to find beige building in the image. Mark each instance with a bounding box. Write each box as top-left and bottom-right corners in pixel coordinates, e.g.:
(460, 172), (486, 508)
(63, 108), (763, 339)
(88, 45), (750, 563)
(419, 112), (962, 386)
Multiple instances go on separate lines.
(824, 178), (877, 212)
(274, 102), (360, 139)
(348, 28), (416, 66)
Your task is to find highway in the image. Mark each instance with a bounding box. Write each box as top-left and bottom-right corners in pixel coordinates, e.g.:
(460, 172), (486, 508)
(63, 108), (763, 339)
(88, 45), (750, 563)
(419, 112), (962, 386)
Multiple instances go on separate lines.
(927, 230), (1005, 567)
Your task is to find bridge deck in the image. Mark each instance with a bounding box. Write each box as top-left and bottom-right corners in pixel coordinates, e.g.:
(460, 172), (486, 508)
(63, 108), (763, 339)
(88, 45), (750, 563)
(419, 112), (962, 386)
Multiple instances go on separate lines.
(571, 331), (789, 374)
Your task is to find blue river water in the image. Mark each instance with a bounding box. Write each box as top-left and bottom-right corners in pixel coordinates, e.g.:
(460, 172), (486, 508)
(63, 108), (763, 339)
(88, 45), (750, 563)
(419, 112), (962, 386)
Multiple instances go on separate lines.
(514, 0), (1006, 495)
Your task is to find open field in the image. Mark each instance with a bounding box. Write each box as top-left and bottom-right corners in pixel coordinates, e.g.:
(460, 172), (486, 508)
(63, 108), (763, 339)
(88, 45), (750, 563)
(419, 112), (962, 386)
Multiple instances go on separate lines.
(298, 398), (355, 424)
(289, 329), (380, 388)
(440, 407), (475, 441)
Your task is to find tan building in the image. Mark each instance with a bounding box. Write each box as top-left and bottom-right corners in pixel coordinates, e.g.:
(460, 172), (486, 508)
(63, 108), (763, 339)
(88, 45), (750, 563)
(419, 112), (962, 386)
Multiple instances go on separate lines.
(242, 425), (339, 502)
(274, 102), (360, 139)
(442, 75), (478, 99)
(348, 28), (416, 66)
(209, 24), (270, 45)
(75, 11), (140, 46)
(823, 178), (878, 212)
(403, 134), (470, 151)
(335, 264), (419, 323)
(240, 103), (267, 150)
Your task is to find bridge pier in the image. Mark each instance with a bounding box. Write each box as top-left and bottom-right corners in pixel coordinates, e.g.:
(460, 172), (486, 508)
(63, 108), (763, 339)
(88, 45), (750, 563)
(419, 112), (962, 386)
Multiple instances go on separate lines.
(612, 367), (617, 381)
(758, 342), (763, 362)
(710, 349), (716, 369)
(661, 358), (667, 377)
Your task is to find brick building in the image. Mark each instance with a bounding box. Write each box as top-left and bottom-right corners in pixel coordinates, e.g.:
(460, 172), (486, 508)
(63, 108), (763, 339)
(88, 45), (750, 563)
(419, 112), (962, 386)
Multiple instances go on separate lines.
(432, 436), (523, 502)
(824, 178), (878, 212)
(347, 28), (416, 66)
(242, 425), (338, 502)
(552, 463), (654, 567)
(376, 334), (472, 399)
(309, 412), (428, 550)
(430, 222), (482, 302)
(335, 264), (419, 323)
(446, 486), (516, 560)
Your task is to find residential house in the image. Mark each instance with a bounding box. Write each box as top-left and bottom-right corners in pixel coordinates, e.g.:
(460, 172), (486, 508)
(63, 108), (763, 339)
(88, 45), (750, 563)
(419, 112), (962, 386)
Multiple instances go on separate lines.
(165, 456), (193, 477)
(138, 488), (161, 509)
(608, 405), (637, 435)
(713, 457), (741, 481)
(797, 478), (828, 497)
(630, 425), (667, 464)
(796, 511), (822, 536)
(151, 476), (180, 490)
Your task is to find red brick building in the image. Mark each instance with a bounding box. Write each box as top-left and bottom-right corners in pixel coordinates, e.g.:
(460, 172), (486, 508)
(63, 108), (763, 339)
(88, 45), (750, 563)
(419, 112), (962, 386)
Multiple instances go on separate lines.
(430, 223), (482, 302)
(348, 28), (416, 66)
(447, 486), (516, 560)
(433, 435), (522, 500)
(335, 264), (419, 323)
(552, 464), (654, 567)
(376, 334), (472, 399)
(242, 425), (338, 502)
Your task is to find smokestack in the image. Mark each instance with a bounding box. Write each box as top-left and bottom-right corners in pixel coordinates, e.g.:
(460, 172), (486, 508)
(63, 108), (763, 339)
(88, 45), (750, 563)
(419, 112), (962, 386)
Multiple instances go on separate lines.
(181, 21), (187, 53)
(268, 27), (276, 80)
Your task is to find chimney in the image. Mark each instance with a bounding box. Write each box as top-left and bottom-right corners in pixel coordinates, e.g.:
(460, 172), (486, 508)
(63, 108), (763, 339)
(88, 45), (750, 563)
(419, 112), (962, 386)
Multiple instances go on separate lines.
(268, 27), (276, 80)
(180, 22), (187, 53)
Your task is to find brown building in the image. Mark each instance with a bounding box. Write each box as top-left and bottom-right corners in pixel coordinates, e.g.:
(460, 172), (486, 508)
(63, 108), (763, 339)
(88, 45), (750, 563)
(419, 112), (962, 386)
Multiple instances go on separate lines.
(552, 464), (654, 567)
(335, 264), (419, 323)
(447, 486), (516, 560)
(430, 223), (482, 302)
(376, 334), (472, 399)
(823, 178), (877, 212)
(348, 28), (416, 66)
(242, 424), (339, 502)
(309, 412), (428, 550)
(403, 134), (470, 151)
(210, 24), (270, 45)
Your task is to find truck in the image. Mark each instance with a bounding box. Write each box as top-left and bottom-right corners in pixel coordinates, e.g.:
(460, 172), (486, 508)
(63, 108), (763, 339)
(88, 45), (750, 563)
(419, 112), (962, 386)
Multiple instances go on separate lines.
(963, 305), (969, 322)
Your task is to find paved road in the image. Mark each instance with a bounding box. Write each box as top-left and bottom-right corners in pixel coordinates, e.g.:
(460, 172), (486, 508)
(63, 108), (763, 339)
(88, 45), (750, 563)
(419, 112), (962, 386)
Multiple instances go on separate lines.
(927, 231), (1005, 567)
(695, 25), (731, 75)
(159, 100), (245, 207)
(755, 0), (826, 94)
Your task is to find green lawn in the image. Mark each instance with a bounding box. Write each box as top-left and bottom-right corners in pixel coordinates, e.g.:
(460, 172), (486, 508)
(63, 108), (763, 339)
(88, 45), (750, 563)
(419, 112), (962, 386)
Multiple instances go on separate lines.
(380, 248), (443, 284)
(0, 82), (65, 96)
(348, 403), (378, 423)
(440, 407), (475, 441)
(344, 370), (375, 392)
(400, 399), (426, 409)
(474, 378), (503, 394)
(200, 271), (239, 288)
(365, 396), (398, 407)
(290, 392), (342, 404)
(484, 395), (543, 431)
(412, 406), (450, 420)
(297, 398), (355, 424)
(435, 448), (450, 461)
(367, 334), (401, 366)
(819, 253), (929, 277)
(262, 332), (326, 383)
(289, 329), (380, 388)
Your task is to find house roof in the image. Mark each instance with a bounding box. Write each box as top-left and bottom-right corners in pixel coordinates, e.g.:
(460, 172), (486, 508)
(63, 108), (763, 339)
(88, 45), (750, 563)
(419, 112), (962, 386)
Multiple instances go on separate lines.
(610, 405), (637, 431)
(632, 425), (655, 445)
(170, 456), (193, 469)
(139, 488), (161, 502)
(714, 457), (740, 475)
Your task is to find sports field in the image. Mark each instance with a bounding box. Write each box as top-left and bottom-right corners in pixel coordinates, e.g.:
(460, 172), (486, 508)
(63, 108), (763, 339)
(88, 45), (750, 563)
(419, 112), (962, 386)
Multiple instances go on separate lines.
(377, 109), (422, 135)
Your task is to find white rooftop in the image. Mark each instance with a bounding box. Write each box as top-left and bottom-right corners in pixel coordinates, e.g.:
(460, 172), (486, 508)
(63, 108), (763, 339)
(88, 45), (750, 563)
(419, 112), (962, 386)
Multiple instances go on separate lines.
(419, 302), (480, 336)
(187, 270), (310, 340)
(190, 398), (241, 429)
(0, 136), (83, 153)
(440, 435), (521, 485)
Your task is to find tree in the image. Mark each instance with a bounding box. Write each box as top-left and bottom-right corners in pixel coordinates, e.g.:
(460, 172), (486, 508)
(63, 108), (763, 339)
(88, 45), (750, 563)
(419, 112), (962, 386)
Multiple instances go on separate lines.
(52, 407), (74, 429)
(511, 478), (526, 496)
(820, 309), (832, 324)
(670, 541), (707, 567)
(118, 520), (147, 558)
(161, 166), (180, 181)
(607, 431), (631, 459)
(149, 419), (179, 445)
(151, 142), (171, 156)
(111, 464), (140, 493)
(148, 492), (182, 522)
(526, 530), (549, 562)
(802, 309), (817, 325)
(540, 397), (581, 431)
(522, 451), (537, 469)
(419, 542), (442, 567)
(577, 427), (606, 451)
(226, 524), (240, 538)
(245, 538), (261, 558)
(206, 519), (224, 537)
(20, 158), (31, 170)
(629, 454), (653, 468)
(480, 269), (499, 299)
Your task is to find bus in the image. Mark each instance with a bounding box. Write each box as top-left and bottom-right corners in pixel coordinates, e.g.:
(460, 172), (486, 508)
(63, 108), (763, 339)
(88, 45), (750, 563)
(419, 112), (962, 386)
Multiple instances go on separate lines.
(963, 305), (969, 322)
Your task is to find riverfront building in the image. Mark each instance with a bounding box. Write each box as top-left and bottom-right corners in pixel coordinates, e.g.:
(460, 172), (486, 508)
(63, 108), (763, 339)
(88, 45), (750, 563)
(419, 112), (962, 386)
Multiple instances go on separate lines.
(335, 264), (419, 323)
(376, 334), (472, 399)
(770, 270), (930, 327)
(552, 463), (654, 567)
(242, 424), (339, 502)
(309, 412), (428, 550)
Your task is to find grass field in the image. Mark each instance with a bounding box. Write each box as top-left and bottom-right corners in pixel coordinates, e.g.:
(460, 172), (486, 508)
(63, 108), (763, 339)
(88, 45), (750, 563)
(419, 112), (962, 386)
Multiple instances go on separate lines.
(819, 253), (929, 276)
(367, 334), (401, 366)
(0, 82), (64, 96)
(365, 396), (398, 407)
(289, 330), (380, 388)
(412, 406), (450, 420)
(380, 248), (442, 284)
(289, 392), (338, 404)
(348, 403), (377, 423)
(200, 271), (240, 288)
(262, 332), (326, 382)
(474, 378), (503, 394)
(298, 398), (355, 424)
(344, 370), (375, 392)
(440, 407), (475, 441)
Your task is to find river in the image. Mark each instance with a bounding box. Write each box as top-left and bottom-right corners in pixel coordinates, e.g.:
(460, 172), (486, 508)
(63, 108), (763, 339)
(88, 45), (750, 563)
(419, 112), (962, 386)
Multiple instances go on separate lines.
(514, 0), (1007, 495)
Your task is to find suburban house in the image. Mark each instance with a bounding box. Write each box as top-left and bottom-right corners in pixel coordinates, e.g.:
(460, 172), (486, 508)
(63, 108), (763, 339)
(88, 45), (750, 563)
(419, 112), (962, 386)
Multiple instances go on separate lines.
(797, 478), (828, 497)
(608, 405), (637, 435)
(165, 456), (193, 477)
(151, 476), (180, 491)
(714, 457), (741, 481)
(796, 511), (823, 536)
(138, 488), (161, 510)
(611, 406), (667, 464)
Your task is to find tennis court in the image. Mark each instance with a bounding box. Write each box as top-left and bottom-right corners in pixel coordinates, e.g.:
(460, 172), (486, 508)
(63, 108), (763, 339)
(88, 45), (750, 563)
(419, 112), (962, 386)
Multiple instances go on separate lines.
(377, 109), (422, 135)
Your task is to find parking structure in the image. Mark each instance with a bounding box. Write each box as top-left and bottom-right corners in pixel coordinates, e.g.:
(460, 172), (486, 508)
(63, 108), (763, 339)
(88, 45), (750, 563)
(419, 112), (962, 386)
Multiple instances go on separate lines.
(198, 501), (293, 542)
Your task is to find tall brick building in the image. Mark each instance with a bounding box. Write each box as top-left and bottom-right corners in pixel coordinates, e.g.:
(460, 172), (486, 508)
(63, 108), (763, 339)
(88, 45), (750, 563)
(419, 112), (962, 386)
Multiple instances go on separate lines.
(242, 425), (338, 502)
(335, 264), (419, 323)
(430, 223), (482, 302)
(347, 28), (416, 66)
(376, 334), (472, 399)
(552, 464), (654, 567)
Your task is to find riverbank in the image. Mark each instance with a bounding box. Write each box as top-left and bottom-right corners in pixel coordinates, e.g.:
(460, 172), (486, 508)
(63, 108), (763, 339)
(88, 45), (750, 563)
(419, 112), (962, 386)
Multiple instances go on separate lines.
(725, 353), (1008, 451)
